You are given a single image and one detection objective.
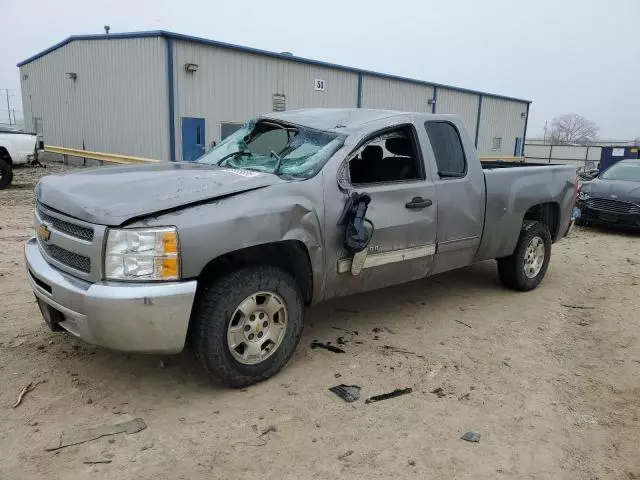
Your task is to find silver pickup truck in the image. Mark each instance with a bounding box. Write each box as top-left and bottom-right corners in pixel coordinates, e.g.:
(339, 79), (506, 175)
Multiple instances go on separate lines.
(25, 109), (577, 387)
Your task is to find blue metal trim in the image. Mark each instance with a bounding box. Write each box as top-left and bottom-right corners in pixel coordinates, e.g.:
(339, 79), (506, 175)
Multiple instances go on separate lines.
(357, 73), (363, 108)
(17, 30), (531, 104)
(431, 87), (437, 114)
(522, 103), (530, 153)
(167, 38), (176, 162)
(474, 95), (483, 148)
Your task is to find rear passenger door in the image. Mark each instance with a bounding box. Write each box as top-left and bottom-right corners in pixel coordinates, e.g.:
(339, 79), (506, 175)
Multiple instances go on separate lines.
(423, 121), (486, 274)
(324, 124), (438, 299)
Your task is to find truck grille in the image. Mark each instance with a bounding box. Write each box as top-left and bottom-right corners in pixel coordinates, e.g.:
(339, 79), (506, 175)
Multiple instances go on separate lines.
(40, 243), (91, 273)
(584, 198), (640, 215)
(36, 204), (94, 241)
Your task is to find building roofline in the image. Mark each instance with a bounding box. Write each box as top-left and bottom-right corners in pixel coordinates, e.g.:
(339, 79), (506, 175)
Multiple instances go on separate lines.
(17, 30), (532, 104)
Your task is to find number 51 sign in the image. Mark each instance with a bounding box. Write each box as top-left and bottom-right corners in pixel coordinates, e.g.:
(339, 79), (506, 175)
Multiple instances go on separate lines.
(314, 79), (325, 91)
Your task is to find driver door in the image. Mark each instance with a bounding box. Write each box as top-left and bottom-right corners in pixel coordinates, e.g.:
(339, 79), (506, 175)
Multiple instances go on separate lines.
(323, 124), (438, 299)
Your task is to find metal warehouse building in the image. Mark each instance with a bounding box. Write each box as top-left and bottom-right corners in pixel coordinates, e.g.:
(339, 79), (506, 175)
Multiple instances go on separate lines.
(18, 31), (531, 162)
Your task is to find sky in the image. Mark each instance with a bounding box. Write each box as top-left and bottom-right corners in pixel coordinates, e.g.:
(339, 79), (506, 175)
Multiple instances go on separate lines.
(1, 0), (639, 139)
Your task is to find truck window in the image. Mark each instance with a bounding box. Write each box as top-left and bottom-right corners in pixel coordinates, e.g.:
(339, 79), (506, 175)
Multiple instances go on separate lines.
(348, 127), (423, 185)
(424, 122), (467, 178)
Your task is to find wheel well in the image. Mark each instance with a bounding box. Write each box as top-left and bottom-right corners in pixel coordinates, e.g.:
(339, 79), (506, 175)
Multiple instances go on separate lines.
(198, 240), (314, 305)
(0, 147), (12, 165)
(524, 202), (560, 240)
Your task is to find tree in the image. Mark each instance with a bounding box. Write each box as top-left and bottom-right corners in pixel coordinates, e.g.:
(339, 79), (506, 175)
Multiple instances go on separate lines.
(550, 114), (599, 145)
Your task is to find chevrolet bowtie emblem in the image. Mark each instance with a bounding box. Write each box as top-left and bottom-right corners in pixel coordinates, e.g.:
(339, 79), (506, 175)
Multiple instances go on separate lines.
(38, 224), (51, 242)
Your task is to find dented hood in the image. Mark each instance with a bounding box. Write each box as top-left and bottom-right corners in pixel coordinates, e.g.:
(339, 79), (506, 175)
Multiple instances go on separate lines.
(36, 162), (280, 226)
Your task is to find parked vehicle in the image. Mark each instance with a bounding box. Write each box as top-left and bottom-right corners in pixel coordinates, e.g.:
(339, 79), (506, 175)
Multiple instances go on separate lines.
(575, 159), (640, 228)
(25, 109), (577, 387)
(0, 128), (39, 188)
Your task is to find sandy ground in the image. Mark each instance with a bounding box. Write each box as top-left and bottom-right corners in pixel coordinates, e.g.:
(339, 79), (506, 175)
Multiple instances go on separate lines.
(1, 161), (639, 480)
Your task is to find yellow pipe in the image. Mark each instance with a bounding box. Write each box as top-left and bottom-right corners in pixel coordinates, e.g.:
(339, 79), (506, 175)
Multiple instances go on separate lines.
(45, 146), (160, 164)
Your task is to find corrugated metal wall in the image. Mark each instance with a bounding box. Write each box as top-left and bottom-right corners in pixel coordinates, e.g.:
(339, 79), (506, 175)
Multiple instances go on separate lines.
(434, 89), (479, 141)
(172, 40), (359, 160)
(477, 96), (528, 156)
(360, 75), (434, 112)
(19, 38), (170, 160)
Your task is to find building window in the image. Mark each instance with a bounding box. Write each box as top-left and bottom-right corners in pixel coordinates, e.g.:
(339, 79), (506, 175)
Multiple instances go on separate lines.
(424, 121), (467, 178)
(273, 94), (286, 112)
(492, 137), (502, 151)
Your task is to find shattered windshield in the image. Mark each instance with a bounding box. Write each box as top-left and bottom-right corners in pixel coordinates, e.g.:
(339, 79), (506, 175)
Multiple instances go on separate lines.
(197, 119), (345, 179)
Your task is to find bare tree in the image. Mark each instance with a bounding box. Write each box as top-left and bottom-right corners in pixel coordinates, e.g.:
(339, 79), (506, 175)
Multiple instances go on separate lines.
(550, 114), (599, 145)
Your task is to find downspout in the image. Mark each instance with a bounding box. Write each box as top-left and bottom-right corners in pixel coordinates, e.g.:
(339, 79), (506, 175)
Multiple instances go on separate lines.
(356, 72), (363, 108)
(522, 102), (530, 157)
(474, 95), (483, 148)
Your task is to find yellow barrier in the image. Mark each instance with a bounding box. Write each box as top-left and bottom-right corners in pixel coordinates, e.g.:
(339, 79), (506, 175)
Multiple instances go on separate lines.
(45, 146), (160, 165)
(479, 156), (526, 162)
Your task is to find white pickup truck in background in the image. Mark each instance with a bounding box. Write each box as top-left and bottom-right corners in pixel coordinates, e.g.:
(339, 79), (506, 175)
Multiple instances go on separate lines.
(0, 126), (39, 188)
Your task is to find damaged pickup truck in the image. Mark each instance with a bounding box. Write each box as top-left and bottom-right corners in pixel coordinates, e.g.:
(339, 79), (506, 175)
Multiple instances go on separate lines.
(25, 109), (577, 387)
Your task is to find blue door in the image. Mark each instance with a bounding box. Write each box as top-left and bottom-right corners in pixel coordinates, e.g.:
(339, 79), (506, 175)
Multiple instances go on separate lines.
(181, 117), (205, 161)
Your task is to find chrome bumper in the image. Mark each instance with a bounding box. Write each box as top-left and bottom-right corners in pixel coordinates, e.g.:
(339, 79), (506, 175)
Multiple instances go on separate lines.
(25, 237), (197, 354)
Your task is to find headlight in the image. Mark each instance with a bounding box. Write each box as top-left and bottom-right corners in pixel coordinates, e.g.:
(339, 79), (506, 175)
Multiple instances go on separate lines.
(104, 227), (180, 281)
(577, 191), (590, 201)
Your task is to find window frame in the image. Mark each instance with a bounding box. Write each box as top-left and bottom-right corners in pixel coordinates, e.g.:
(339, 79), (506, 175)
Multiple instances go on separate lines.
(343, 123), (427, 187)
(424, 120), (468, 180)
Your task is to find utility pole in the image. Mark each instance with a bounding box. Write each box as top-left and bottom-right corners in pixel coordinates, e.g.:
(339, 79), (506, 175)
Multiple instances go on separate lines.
(5, 88), (11, 125)
(543, 120), (548, 144)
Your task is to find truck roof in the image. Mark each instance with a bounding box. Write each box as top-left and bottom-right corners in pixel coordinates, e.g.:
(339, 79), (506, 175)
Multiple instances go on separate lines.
(263, 108), (451, 133)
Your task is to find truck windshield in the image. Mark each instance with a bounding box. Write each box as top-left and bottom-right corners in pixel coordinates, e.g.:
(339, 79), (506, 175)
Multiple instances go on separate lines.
(197, 119), (345, 179)
(600, 162), (640, 182)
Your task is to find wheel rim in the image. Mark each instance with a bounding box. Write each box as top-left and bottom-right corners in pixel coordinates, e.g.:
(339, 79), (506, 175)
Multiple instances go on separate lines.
(226, 291), (288, 365)
(524, 235), (545, 278)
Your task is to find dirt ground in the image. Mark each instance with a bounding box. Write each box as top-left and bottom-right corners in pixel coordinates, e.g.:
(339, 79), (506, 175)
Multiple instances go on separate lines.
(1, 160), (639, 480)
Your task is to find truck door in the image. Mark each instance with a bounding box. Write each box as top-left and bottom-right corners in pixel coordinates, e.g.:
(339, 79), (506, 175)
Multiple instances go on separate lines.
(423, 120), (486, 274)
(323, 124), (438, 299)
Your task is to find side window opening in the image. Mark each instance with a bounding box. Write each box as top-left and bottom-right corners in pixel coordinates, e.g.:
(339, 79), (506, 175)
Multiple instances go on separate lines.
(424, 122), (467, 178)
(348, 126), (423, 185)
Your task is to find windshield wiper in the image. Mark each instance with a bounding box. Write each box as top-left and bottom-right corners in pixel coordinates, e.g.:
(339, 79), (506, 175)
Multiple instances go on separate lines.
(217, 150), (250, 166)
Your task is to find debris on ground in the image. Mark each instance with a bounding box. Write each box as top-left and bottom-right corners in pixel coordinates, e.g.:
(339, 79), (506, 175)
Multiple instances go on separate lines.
(336, 336), (348, 345)
(454, 319), (473, 328)
(46, 418), (147, 451)
(408, 459), (416, 466)
(578, 319), (590, 326)
(382, 345), (425, 359)
(260, 425), (277, 436)
(365, 387), (413, 404)
(458, 392), (470, 401)
(430, 387), (446, 398)
(140, 443), (154, 451)
(332, 326), (358, 335)
(83, 460), (112, 465)
(561, 303), (595, 310)
(329, 384), (361, 403)
(310, 340), (345, 354)
(372, 327), (382, 333)
(461, 431), (481, 443)
(338, 450), (354, 460)
(12, 380), (45, 408)
(334, 373), (342, 378)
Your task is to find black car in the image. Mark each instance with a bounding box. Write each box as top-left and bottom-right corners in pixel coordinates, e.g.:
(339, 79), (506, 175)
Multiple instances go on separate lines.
(575, 159), (640, 228)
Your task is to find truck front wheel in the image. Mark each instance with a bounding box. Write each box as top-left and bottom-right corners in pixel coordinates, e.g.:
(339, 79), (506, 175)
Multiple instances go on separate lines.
(497, 221), (552, 291)
(0, 159), (13, 189)
(190, 266), (304, 388)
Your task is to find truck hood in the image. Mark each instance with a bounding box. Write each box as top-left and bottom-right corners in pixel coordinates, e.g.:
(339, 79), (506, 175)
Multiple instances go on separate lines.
(36, 163), (280, 225)
(583, 178), (640, 204)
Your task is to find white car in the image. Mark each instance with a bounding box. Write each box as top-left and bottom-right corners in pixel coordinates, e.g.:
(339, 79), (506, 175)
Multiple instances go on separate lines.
(0, 127), (39, 188)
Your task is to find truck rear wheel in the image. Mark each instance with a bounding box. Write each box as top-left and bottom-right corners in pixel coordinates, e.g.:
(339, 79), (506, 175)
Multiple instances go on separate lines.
(190, 266), (304, 388)
(497, 221), (552, 291)
(0, 159), (13, 189)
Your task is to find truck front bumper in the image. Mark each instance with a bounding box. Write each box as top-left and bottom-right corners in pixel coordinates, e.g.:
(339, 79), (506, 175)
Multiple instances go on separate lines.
(25, 237), (197, 354)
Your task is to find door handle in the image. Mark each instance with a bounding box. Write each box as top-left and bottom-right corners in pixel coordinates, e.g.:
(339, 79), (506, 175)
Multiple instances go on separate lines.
(405, 197), (433, 209)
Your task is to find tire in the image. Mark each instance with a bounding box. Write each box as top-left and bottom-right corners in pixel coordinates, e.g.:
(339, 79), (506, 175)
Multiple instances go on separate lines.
(0, 159), (13, 189)
(190, 266), (304, 388)
(497, 221), (552, 292)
